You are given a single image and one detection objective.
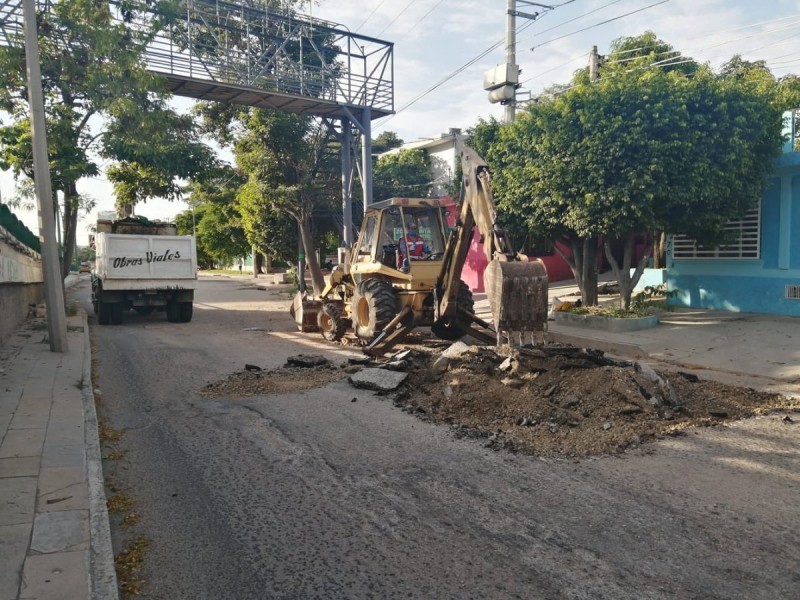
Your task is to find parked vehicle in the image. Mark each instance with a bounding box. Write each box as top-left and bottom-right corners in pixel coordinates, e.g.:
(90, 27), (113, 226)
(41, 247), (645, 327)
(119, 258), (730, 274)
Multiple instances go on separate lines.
(91, 217), (197, 325)
(79, 261), (91, 273)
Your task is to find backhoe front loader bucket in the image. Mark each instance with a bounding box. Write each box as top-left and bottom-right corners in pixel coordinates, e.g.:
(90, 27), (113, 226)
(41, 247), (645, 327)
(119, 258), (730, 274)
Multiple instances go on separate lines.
(290, 292), (321, 333)
(484, 259), (548, 345)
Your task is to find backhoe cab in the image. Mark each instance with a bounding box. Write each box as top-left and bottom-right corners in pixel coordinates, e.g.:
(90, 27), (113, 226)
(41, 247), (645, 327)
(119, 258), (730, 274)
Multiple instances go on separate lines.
(291, 147), (549, 355)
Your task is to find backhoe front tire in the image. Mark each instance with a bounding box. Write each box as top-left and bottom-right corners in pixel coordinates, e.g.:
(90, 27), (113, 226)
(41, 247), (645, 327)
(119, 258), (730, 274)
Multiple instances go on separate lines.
(352, 279), (397, 341)
(318, 302), (348, 342)
(432, 281), (475, 341)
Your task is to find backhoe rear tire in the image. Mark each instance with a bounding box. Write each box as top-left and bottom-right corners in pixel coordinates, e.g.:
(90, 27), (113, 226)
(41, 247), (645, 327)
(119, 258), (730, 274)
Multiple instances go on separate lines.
(352, 279), (397, 342)
(432, 281), (474, 341)
(318, 302), (348, 342)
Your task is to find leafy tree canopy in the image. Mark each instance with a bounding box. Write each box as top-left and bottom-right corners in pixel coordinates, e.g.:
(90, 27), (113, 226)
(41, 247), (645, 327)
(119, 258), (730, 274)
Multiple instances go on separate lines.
(0, 0), (212, 277)
(372, 149), (431, 200)
(372, 131), (404, 155)
(486, 32), (799, 308)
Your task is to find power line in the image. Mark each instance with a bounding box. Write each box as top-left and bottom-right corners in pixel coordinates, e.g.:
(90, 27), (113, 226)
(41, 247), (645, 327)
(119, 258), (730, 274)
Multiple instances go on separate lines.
(376, 0), (422, 38)
(392, 0), (449, 43)
(530, 0), (672, 51)
(519, 51), (589, 85)
(355, 0), (387, 33)
(517, 0), (626, 46)
(377, 6), (554, 128)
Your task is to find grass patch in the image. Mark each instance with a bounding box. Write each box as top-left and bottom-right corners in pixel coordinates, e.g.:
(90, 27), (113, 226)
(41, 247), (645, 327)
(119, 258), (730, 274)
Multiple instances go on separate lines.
(98, 416), (124, 442)
(200, 269), (244, 275)
(115, 534), (150, 598)
(567, 305), (654, 318)
(104, 450), (127, 461)
(107, 493), (134, 514)
(121, 512), (142, 527)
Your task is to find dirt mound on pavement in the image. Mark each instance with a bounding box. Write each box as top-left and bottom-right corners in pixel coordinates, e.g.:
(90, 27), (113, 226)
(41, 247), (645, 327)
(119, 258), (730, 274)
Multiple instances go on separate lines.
(392, 343), (797, 457)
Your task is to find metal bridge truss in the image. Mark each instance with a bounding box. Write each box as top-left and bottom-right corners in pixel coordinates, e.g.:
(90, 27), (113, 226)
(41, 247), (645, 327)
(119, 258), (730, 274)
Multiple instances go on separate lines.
(0, 0), (394, 243)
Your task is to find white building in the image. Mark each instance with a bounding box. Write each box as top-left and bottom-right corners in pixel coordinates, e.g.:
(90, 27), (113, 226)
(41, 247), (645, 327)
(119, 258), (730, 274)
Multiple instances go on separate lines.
(380, 128), (464, 198)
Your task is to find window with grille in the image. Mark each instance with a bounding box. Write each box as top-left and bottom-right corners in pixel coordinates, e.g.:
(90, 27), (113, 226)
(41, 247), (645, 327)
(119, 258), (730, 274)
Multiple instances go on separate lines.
(672, 205), (761, 259)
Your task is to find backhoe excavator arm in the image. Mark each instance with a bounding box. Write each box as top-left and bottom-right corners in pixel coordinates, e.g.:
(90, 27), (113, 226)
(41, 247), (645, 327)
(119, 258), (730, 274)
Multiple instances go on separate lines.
(435, 147), (549, 345)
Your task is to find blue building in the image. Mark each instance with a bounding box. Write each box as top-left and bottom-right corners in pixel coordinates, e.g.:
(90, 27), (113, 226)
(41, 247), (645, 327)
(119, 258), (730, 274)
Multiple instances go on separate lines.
(667, 111), (800, 317)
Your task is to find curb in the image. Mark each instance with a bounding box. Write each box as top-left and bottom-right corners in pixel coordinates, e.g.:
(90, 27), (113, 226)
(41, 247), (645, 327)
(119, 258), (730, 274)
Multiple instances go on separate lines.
(79, 309), (120, 600)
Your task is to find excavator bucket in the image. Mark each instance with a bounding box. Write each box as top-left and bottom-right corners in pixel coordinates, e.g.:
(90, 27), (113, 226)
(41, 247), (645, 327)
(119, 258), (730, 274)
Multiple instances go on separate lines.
(484, 259), (549, 345)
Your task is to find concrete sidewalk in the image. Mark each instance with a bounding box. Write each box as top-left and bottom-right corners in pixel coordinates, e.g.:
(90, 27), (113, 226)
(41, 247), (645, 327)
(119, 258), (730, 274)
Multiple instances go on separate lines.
(0, 309), (117, 600)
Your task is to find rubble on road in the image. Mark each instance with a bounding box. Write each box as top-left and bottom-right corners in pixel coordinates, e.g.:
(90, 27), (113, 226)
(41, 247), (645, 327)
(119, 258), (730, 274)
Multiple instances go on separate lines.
(285, 354), (330, 368)
(382, 342), (797, 457)
(348, 368), (408, 392)
(200, 339), (797, 457)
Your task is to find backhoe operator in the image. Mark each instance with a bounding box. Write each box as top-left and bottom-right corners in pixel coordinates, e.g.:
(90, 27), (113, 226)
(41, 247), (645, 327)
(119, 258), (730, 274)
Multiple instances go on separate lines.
(398, 224), (431, 270)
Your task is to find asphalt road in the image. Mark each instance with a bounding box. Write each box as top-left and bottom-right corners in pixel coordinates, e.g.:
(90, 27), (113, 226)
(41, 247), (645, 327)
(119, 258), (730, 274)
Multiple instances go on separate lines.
(75, 276), (800, 600)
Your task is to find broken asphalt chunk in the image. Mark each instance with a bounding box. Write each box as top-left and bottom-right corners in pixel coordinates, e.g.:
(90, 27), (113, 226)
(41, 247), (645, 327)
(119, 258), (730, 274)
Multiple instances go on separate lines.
(441, 341), (474, 359)
(286, 354), (330, 368)
(348, 368), (408, 392)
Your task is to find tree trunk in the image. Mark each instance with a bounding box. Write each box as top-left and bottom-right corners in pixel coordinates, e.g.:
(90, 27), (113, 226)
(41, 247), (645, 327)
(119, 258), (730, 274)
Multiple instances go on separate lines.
(582, 239), (598, 306)
(603, 234), (653, 310)
(60, 185), (79, 280)
(298, 216), (325, 296)
(553, 236), (599, 305)
(652, 231), (666, 269)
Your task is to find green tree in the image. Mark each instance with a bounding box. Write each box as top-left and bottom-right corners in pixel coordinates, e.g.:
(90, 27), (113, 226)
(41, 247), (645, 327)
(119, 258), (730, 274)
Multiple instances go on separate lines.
(0, 1), (154, 277)
(104, 106), (217, 215)
(372, 149), (431, 200)
(0, 0), (212, 279)
(495, 34), (795, 309)
(198, 107), (339, 295)
(174, 167), (250, 268)
(372, 131), (404, 155)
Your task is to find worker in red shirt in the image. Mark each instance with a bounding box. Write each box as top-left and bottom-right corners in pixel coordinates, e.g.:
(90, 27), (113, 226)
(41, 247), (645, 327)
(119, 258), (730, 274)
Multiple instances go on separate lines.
(397, 223), (431, 270)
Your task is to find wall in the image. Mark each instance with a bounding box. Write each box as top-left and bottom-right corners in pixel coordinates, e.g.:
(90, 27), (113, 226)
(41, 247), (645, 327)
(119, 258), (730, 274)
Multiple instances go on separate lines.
(460, 232), (575, 293)
(667, 151), (800, 317)
(0, 237), (44, 343)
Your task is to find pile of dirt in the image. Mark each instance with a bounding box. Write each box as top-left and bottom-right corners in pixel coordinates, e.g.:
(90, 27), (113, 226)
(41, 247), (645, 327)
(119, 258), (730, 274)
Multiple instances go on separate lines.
(199, 342), (797, 457)
(393, 343), (796, 456)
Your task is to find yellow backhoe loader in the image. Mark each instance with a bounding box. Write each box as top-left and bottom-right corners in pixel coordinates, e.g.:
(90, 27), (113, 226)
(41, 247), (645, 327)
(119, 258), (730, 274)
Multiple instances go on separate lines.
(291, 146), (549, 355)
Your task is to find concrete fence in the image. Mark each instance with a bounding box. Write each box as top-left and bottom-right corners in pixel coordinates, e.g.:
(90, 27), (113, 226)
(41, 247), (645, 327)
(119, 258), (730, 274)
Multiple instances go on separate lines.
(0, 236), (44, 343)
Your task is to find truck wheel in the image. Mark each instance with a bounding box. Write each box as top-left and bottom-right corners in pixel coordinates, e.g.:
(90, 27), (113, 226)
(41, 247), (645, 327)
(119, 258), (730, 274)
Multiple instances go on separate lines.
(352, 279), (397, 341)
(166, 300), (180, 323)
(97, 302), (110, 325)
(179, 302), (193, 323)
(318, 302), (347, 342)
(432, 281), (474, 341)
(111, 303), (124, 325)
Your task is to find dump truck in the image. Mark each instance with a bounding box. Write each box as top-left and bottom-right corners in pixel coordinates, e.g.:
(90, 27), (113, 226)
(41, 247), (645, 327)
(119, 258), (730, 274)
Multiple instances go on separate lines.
(292, 147), (548, 354)
(91, 216), (197, 325)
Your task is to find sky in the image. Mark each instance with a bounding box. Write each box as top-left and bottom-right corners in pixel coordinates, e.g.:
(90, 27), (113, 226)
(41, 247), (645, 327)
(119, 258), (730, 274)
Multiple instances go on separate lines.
(3, 0), (800, 246)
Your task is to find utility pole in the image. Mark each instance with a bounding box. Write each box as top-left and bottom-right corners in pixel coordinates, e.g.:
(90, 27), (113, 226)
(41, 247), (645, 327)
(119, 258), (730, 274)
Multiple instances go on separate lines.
(504, 0), (517, 123)
(485, 2), (552, 123)
(23, 0), (67, 352)
(589, 45), (600, 82)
